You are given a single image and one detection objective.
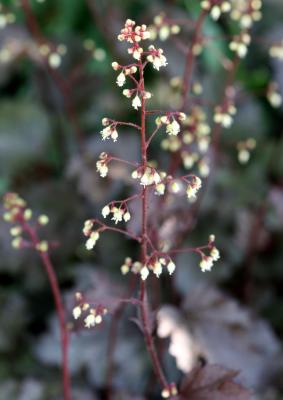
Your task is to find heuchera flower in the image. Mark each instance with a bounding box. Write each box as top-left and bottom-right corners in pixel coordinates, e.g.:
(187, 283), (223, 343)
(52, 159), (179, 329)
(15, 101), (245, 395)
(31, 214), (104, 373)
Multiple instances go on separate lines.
(166, 119), (180, 136)
(132, 94), (141, 110)
(116, 71), (126, 86)
(147, 45), (167, 70)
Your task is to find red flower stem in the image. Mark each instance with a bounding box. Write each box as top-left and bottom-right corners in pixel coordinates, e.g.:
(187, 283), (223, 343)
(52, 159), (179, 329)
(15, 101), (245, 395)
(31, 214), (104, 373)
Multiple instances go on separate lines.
(105, 274), (138, 399)
(95, 222), (141, 242)
(128, 74), (140, 86)
(22, 222), (71, 400)
(106, 194), (141, 206)
(39, 252), (71, 400)
(138, 60), (168, 391)
(105, 306), (123, 400)
(108, 156), (139, 167)
(139, 282), (168, 389)
(146, 125), (161, 148)
(115, 121), (141, 130)
(181, 10), (207, 111)
(168, 244), (211, 255)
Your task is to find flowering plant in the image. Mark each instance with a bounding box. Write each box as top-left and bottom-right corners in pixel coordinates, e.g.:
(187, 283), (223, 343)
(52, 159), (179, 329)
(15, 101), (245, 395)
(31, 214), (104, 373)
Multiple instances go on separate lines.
(2, 193), (71, 400)
(80, 19), (220, 398)
(5, 0), (283, 397)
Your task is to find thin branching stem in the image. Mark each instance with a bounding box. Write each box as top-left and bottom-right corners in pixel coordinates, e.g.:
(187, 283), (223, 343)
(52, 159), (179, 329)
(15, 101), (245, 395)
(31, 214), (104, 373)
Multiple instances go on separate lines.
(20, 0), (85, 152)
(21, 220), (71, 400)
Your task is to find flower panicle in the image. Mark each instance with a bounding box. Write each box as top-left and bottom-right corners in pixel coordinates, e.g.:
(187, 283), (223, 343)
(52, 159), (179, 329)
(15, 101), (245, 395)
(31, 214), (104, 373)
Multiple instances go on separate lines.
(3, 192), (50, 252)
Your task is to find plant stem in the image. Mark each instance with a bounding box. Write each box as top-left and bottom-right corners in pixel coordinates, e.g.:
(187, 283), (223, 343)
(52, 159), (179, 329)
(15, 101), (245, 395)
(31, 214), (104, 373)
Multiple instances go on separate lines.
(39, 251), (71, 400)
(168, 10), (207, 177)
(20, 0), (84, 152)
(23, 223), (71, 400)
(105, 275), (137, 399)
(138, 61), (168, 391)
(181, 10), (207, 111)
(105, 305), (123, 399)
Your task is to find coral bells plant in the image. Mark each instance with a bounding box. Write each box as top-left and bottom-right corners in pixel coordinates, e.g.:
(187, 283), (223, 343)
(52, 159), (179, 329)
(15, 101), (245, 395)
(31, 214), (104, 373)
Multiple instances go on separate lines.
(2, 193), (71, 400)
(83, 19), (220, 397)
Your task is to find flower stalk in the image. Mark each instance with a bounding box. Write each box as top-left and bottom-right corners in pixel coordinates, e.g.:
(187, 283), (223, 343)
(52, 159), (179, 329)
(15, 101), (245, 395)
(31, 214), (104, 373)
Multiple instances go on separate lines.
(3, 193), (71, 400)
(81, 19), (220, 397)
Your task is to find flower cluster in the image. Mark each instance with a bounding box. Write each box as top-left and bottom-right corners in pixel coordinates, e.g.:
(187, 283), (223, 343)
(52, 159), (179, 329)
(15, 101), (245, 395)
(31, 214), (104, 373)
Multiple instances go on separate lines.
(112, 62), (137, 87)
(3, 193), (50, 252)
(200, 248), (220, 271)
(132, 165), (163, 187)
(214, 102), (237, 128)
(230, 0), (262, 28)
(229, 32), (251, 58)
(96, 152), (109, 177)
(118, 19), (150, 60)
(100, 118), (119, 142)
(72, 292), (108, 329)
(118, 20), (150, 41)
(111, 20), (169, 111)
(199, 236), (220, 272)
(83, 220), (100, 250)
(121, 86), (151, 110)
(131, 164), (203, 201)
(147, 45), (168, 70)
(120, 258), (142, 275)
(102, 204), (131, 224)
(158, 174), (202, 200)
(149, 13), (181, 42)
(201, 0), (232, 21)
(156, 112), (186, 136)
(161, 106), (211, 177)
(0, 7), (15, 30)
(120, 256), (176, 280)
(3, 192), (28, 220)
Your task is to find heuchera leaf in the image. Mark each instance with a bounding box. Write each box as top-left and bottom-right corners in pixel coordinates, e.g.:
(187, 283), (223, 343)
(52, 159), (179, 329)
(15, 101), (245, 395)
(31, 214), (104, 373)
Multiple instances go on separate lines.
(180, 364), (252, 400)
